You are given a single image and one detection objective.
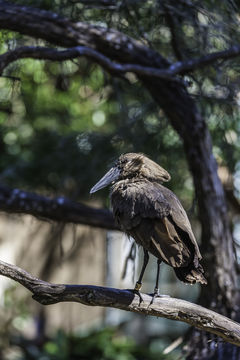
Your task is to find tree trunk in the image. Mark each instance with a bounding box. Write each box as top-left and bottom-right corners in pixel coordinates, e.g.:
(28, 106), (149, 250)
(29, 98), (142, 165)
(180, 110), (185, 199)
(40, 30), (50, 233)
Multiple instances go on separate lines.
(142, 77), (239, 358)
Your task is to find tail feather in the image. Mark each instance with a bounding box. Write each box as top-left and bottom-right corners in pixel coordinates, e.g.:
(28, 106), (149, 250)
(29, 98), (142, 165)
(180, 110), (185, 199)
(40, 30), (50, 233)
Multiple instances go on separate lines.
(174, 263), (207, 285)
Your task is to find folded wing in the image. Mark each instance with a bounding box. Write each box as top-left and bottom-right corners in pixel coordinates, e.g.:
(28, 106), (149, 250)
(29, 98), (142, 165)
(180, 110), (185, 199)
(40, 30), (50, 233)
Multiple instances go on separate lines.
(111, 179), (206, 284)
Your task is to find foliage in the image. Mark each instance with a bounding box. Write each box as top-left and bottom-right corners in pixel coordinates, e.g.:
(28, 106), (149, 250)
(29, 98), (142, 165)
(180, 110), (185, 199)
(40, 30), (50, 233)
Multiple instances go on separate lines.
(0, 53), (188, 202)
(10, 327), (178, 360)
(0, 1), (240, 209)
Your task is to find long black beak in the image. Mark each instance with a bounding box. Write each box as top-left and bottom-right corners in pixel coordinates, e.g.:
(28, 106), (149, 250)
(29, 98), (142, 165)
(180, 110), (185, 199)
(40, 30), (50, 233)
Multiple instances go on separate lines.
(90, 167), (120, 194)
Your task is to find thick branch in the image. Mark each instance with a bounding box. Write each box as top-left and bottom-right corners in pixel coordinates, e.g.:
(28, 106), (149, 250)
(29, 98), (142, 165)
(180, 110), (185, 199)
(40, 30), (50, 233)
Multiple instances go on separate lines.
(0, 0), (167, 68)
(0, 184), (117, 230)
(0, 258), (239, 346)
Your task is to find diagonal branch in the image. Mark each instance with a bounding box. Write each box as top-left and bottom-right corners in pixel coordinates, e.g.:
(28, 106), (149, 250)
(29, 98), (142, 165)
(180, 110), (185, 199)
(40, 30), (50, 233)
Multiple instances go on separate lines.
(0, 184), (117, 230)
(0, 258), (240, 346)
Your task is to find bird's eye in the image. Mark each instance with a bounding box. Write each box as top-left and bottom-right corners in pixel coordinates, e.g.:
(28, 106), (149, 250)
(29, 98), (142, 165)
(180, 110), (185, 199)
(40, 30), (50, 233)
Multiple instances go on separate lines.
(121, 159), (128, 165)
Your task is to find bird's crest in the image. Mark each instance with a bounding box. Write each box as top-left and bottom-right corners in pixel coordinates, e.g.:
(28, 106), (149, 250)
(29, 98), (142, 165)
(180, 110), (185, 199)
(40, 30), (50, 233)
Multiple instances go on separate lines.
(119, 153), (171, 183)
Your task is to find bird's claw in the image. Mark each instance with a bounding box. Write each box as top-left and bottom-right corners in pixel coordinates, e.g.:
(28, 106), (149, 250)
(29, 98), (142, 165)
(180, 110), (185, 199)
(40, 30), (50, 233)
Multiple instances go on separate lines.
(134, 289), (144, 304)
(127, 282), (144, 304)
(149, 287), (159, 306)
(148, 288), (170, 307)
(134, 281), (144, 304)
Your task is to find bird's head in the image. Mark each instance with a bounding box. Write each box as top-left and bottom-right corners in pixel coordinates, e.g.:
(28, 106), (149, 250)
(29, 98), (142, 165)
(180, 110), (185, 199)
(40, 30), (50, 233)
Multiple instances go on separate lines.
(90, 153), (171, 194)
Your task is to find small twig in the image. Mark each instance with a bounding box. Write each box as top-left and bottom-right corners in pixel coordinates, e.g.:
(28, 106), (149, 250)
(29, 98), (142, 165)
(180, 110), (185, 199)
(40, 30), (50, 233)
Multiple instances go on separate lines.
(0, 258), (240, 346)
(163, 336), (184, 355)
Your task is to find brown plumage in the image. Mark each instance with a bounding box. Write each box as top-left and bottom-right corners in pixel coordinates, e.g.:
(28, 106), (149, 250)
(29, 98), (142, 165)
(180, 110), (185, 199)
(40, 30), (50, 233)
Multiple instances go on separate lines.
(90, 153), (207, 293)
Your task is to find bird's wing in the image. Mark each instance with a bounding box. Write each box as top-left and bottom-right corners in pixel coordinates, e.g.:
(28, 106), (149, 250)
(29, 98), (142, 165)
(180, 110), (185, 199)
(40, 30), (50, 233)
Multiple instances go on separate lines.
(159, 184), (202, 263)
(111, 179), (171, 229)
(111, 180), (201, 268)
(128, 216), (192, 267)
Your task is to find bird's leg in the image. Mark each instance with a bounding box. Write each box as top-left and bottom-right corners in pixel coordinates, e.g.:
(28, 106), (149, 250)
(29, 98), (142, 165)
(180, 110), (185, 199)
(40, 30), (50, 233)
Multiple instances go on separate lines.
(149, 259), (162, 305)
(134, 249), (149, 292)
(129, 249), (149, 303)
(153, 259), (161, 296)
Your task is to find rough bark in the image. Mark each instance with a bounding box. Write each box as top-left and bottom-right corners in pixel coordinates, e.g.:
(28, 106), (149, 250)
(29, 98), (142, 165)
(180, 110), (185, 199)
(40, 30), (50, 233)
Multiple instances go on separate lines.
(0, 258), (239, 347)
(0, 2), (239, 358)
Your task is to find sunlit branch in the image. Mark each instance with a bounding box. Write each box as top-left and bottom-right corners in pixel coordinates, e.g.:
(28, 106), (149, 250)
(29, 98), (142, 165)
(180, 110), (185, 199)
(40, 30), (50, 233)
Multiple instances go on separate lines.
(0, 184), (117, 230)
(0, 258), (239, 346)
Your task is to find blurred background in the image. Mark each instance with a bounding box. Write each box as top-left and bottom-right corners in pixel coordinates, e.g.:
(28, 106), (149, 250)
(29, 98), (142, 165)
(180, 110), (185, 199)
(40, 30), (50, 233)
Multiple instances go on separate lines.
(0, 0), (240, 359)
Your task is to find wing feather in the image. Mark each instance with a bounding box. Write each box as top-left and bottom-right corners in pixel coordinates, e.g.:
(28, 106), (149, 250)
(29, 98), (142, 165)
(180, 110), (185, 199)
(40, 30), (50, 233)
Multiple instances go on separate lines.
(111, 179), (170, 229)
(111, 179), (201, 267)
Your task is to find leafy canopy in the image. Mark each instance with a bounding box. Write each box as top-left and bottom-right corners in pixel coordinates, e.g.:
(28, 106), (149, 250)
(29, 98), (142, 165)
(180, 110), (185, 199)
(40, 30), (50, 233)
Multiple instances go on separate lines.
(0, 0), (240, 206)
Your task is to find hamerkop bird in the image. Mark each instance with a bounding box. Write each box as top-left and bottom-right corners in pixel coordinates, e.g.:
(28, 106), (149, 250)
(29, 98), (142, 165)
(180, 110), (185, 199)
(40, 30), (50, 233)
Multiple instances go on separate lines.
(90, 153), (207, 297)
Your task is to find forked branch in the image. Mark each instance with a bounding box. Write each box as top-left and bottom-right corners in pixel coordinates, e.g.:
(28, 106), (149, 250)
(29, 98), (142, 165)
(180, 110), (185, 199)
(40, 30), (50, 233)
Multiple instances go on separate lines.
(0, 258), (240, 346)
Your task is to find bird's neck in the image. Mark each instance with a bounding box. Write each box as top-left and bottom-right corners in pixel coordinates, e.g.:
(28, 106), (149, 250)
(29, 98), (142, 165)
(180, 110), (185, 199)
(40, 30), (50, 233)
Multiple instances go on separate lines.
(111, 176), (150, 191)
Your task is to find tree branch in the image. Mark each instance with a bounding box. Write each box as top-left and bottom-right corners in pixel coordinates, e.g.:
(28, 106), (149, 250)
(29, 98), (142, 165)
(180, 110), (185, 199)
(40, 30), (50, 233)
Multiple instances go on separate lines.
(0, 184), (117, 230)
(169, 45), (240, 75)
(163, 4), (184, 61)
(0, 0), (168, 68)
(0, 258), (240, 346)
(1, 43), (240, 81)
(0, 45), (177, 79)
(0, 2), (240, 80)
(0, 1), (239, 81)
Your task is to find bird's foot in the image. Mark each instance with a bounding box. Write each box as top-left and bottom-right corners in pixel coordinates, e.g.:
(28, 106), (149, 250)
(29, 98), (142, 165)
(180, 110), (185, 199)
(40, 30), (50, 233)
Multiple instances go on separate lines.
(127, 282), (144, 304)
(148, 287), (170, 306)
(149, 287), (160, 306)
